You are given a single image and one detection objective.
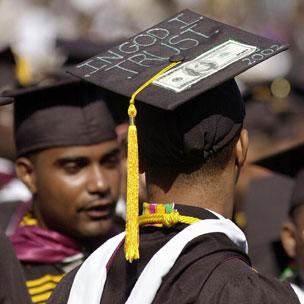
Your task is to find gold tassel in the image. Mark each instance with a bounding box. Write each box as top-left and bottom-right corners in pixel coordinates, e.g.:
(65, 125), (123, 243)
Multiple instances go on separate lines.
(125, 104), (139, 262)
(124, 61), (181, 263)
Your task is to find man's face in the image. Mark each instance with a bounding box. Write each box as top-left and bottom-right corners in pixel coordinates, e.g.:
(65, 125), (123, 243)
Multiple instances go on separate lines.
(29, 140), (121, 240)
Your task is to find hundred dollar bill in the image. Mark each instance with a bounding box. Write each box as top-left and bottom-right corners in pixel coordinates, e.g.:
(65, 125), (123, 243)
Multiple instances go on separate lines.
(153, 40), (256, 93)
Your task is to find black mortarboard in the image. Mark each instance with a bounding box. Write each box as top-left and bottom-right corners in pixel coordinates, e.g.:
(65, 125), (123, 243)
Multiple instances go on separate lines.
(255, 143), (304, 216)
(0, 79), (117, 157)
(67, 9), (288, 166)
(67, 9), (289, 262)
(67, 9), (288, 110)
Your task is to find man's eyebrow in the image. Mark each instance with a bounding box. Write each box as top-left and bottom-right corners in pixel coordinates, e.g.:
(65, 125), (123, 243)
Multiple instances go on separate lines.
(55, 156), (89, 166)
(100, 148), (121, 160)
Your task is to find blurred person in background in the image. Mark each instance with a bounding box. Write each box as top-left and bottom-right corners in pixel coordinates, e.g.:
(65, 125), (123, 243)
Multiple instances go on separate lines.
(0, 48), (32, 204)
(228, 21), (304, 276)
(0, 79), (124, 303)
(233, 71), (304, 276)
(255, 143), (304, 302)
(0, 229), (31, 304)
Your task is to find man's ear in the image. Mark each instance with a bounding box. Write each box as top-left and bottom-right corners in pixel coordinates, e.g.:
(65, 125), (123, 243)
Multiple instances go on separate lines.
(235, 128), (249, 168)
(15, 157), (37, 194)
(281, 222), (297, 259)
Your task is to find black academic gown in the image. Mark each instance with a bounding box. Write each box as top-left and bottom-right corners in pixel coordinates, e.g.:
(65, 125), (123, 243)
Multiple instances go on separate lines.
(0, 201), (125, 304)
(48, 205), (300, 304)
(0, 230), (31, 304)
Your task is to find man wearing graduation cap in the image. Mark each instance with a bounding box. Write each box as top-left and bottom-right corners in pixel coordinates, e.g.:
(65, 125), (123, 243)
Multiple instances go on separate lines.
(256, 143), (304, 303)
(0, 79), (124, 303)
(49, 10), (300, 303)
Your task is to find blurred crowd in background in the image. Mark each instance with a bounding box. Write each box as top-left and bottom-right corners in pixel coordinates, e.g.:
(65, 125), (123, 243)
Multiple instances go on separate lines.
(1, 0), (304, 280)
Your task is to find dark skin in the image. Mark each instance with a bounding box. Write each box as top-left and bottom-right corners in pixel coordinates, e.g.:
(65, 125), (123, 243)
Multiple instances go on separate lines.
(282, 205), (304, 275)
(144, 129), (249, 219)
(15, 140), (122, 247)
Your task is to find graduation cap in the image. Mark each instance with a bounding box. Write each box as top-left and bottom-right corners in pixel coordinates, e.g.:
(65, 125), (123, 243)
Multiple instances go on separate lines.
(0, 78), (118, 157)
(67, 9), (288, 262)
(67, 9), (288, 110)
(255, 143), (304, 217)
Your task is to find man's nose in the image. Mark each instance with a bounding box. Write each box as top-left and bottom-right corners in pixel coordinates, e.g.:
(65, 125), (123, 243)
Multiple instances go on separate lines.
(87, 166), (109, 194)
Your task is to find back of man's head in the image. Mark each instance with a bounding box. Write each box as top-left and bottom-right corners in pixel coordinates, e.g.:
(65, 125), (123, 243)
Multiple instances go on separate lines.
(137, 79), (245, 182)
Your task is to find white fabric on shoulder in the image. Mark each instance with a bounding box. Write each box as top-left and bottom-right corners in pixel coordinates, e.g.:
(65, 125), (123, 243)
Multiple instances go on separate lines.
(67, 217), (247, 304)
(291, 283), (304, 304)
(126, 218), (247, 304)
(67, 232), (125, 304)
(205, 208), (225, 219)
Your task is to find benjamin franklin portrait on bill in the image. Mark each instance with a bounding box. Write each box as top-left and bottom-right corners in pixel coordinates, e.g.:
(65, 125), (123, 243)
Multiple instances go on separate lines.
(182, 60), (218, 77)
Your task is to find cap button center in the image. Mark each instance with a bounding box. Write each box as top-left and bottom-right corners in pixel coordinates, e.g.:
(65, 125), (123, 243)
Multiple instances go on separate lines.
(169, 55), (185, 63)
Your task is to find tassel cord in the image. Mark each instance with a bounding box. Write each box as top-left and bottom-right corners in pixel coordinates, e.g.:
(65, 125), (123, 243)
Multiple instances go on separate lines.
(125, 61), (181, 263)
(138, 212), (200, 228)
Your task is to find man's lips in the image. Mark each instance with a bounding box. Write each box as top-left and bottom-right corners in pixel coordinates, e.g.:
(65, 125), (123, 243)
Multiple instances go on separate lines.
(79, 201), (114, 219)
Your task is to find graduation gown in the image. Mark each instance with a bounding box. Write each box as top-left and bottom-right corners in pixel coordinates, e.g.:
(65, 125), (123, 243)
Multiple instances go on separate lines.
(0, 230), (31, 304)
(285, 272), (304, 303)
(0, 201), (125, 304)
(0, 202), (78, 303)
(48, 205), (300, 304)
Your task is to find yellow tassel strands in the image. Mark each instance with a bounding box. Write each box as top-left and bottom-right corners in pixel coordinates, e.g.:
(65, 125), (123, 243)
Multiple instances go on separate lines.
(125, 61), (181, 263)
(125, 106), (139, 262)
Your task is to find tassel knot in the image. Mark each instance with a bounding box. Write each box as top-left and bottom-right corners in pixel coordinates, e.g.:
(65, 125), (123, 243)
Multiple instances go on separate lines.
(128, 104), (137, 118)
(162, 211), (180, 227)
